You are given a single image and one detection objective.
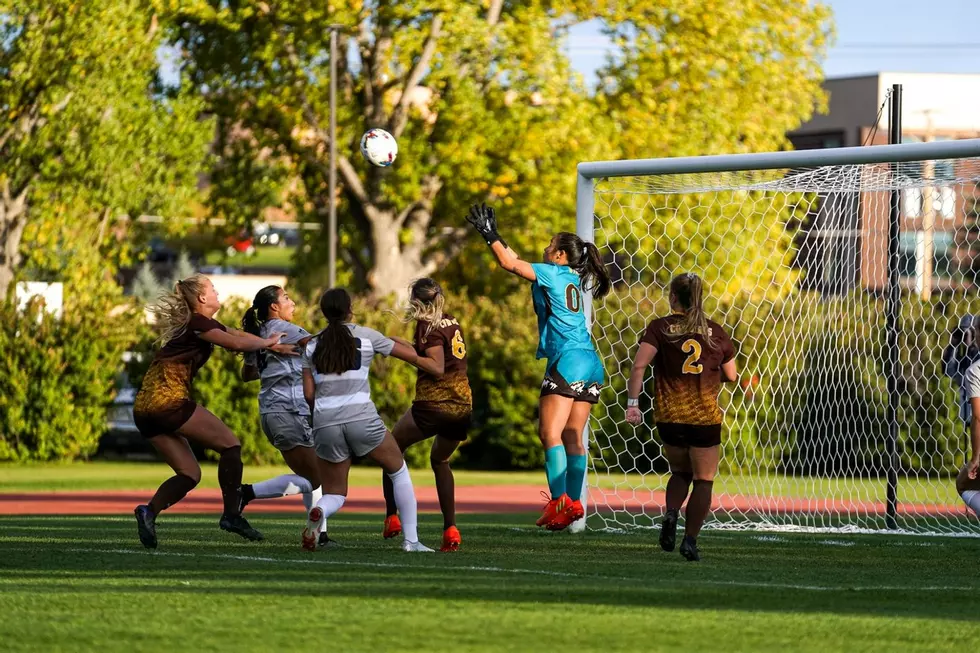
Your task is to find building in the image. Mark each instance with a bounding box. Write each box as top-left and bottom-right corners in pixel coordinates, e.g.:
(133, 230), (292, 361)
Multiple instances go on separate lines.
(788, 73), (980, 295)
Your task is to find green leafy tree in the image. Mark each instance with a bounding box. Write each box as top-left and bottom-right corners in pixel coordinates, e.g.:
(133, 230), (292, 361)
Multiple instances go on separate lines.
(0, 1), (212, 298)
(168, 0), (829, 298)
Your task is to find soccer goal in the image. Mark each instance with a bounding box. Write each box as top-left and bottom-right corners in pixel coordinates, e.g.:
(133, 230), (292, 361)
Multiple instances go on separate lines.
(577, 138), (980, 536)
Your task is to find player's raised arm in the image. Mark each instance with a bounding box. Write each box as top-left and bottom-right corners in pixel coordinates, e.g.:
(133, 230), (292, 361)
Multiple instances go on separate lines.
(466, 203), (536, 282)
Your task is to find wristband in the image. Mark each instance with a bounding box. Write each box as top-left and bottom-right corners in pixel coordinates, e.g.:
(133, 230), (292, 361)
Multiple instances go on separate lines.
(627, 398), (639, 408)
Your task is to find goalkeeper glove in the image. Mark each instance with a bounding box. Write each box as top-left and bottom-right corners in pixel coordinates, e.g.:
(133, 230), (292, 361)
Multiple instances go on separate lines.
(466, 203), (507, 248)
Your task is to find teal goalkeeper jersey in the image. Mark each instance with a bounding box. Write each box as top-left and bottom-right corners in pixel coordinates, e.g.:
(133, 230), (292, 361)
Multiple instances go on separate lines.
(530, 262), (595, 360)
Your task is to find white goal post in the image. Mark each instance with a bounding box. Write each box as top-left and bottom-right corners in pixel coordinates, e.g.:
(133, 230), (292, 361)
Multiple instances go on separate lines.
(576, 138), (980, 536)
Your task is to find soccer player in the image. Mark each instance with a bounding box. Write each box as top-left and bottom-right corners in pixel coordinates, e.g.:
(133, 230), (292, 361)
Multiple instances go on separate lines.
(381, 278), (472, 552)
(239, 286), (322, 521)
(954, 330), (980, 518)
(132, 274), (296, 548)
(300, 288), (434, 552)
(625, 272), (737, 562)
(466, 203), (611, 531)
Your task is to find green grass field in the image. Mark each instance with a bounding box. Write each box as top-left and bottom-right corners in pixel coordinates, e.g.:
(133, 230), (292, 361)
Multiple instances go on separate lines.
(1, 512), (978, 652)
(0, 462), (963, 507)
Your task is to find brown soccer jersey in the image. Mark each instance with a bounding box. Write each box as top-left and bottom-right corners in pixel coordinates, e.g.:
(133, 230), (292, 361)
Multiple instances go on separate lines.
(413, 314), (472, 412)
(640, 314), (735, 426)
(133, 313), (227, 435)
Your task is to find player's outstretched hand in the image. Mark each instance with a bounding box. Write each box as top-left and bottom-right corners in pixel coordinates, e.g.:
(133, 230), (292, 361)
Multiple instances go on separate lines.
(968, 457), (979, 480)
(625, 406), (642, 425)
(466, 203), (496, 238)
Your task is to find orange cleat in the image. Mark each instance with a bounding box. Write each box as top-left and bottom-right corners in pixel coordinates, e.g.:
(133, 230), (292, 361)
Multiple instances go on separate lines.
(440, 525), (461, 552)
(536, 492), (570, 528)
(302, 507), (322, 552)
(547, 498), (584, 531)
(383, 514), (402, 540)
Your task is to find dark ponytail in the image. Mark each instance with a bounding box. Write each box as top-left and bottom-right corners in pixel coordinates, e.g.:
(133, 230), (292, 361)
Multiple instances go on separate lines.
(553, 232), (612, 299)
(242, 285), (282, 371)
(313, 288), (359, 375)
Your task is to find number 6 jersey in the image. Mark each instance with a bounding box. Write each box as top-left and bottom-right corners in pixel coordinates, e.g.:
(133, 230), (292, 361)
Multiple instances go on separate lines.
(413, 314), (472, 409)
(640, 315), (735, 426)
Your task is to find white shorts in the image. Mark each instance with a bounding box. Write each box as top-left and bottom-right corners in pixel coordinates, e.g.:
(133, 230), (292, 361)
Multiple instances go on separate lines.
(313, 417), (387, 463)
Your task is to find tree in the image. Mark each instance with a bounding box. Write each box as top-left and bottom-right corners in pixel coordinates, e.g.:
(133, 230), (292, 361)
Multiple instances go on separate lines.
(0, 1), (212, 298)
(170, 1), (830, 298)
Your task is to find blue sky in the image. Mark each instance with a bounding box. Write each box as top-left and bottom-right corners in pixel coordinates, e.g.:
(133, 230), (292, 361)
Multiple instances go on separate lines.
(566, 0), (980, 81)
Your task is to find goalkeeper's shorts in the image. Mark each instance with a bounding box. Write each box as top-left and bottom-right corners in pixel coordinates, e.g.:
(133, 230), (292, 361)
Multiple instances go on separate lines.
(540, 349), (605, 405)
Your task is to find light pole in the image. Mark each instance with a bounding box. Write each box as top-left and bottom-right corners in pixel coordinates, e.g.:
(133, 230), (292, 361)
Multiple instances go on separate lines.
(327, 24), (344, 288)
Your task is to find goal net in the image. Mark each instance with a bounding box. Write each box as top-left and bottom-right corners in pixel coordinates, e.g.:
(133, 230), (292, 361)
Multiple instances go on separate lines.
(582, 141), (980, 536)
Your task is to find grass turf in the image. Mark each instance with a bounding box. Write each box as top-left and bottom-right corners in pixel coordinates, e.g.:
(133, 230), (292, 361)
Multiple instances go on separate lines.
(0, 462), (964, 508)
(1, 512), (978, 652)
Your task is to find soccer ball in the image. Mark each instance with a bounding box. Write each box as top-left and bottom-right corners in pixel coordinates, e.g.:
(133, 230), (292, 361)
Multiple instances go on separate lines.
(359, 128), (398, 167)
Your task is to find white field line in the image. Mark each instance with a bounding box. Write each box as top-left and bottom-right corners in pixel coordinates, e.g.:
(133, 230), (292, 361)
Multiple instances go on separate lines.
(54, 547), (978, 594)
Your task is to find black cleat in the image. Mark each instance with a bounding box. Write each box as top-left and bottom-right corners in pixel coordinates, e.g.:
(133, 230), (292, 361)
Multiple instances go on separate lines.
(219, 513), (264, 541)
(679, 535), (700, 562)
(318, 532), (341, 550)
(238, 484), (255, 514)
(659, 509), (679, 552)
(134, 505), (157, 549)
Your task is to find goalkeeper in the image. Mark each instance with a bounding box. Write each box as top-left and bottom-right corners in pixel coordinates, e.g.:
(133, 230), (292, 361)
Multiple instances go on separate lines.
(466, 203), (611, 531)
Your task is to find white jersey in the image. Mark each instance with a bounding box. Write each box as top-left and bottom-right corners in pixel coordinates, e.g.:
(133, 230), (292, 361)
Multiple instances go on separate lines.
(302, 323), (394, 429)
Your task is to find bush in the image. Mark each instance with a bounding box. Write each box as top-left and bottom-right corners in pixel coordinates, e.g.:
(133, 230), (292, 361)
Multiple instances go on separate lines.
(0, 297), (138, 461)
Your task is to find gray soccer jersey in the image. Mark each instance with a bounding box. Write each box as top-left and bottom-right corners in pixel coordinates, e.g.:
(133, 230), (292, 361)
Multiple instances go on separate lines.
(302, 324), (395, 429)
(963, 360), (980, 423)
(245, 318), (311, 416)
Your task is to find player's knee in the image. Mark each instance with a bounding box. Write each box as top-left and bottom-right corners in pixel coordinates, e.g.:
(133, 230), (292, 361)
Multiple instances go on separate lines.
(672, 471), (694, 484)
(430, 456), (449, 471)
(692, 477), (715, 489)
(181, 469), (202, 487)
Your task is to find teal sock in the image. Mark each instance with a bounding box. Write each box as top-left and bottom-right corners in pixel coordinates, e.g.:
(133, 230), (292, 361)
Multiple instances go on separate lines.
(544, 445), (567, 499)
(566, 454), (587, 501)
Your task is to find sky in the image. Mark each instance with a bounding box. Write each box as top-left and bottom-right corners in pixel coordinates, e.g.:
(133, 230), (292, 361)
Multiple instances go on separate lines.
(565, 0), (980, 82)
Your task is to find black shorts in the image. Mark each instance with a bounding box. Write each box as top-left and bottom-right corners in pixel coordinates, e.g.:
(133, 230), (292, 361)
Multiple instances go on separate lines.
(411, 403), (471, 442)
(656, 422), (722, 449)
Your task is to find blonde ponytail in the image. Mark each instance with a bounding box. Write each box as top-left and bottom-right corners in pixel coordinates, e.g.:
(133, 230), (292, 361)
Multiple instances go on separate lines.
(403, 278), (445, 339)
(668, 272), (717, 350)
(148, 274), (209, 346)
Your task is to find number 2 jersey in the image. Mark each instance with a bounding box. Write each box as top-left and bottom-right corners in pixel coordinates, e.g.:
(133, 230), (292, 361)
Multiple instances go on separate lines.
(640, 315), (735, 426)
(530, 262), (596, 360)
(413, 314), (472, 413)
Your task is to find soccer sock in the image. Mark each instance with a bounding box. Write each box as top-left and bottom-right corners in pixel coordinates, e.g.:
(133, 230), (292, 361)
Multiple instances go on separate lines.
(306, 486), (323, 533)
(685, 479), (714, 539)
(217, 445), (244, 517)
(388, 462), (419, 543)
(962, 490), (980, 517)
(544, 445), (568, 499)
(313, 493), (346, 535)
(565, 453), (587, 502)
(665, 472), (693, 512)
(252, 474), (313, 499)
(148, 474), (198, 514)
(382, 472), (397, 517)
(431, 458), (456, 529)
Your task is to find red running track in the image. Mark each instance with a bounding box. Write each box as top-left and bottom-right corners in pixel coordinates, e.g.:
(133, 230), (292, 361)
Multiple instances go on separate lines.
(0, 485), (966, 516)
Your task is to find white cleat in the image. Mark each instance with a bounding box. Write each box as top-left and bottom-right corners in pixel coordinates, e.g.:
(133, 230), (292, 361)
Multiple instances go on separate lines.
(402, 540), (435, 552)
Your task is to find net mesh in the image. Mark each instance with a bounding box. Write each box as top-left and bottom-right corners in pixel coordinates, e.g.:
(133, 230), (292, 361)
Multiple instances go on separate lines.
(588, 155), (980, 536)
